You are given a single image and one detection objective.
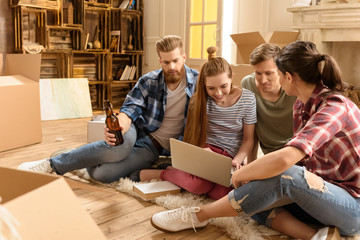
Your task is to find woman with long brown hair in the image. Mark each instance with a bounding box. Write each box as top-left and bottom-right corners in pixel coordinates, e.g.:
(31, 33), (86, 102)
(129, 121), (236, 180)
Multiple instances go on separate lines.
(133, 46), (256, 200)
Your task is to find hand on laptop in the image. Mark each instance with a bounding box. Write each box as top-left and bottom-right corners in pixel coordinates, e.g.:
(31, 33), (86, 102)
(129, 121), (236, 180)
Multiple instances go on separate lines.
(232, 159), (244, 170)
(231, 169), (249, 189)
(203, 147), (213, 152)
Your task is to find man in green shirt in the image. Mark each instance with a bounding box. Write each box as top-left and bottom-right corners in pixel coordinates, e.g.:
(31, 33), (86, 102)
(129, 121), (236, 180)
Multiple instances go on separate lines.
(241, 43), (296, 161)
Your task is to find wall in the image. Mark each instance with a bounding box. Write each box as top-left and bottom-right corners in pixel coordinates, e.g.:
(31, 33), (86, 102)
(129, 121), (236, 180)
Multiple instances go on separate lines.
(267, 0), (294, 32)
(142, 0), (186, 74)
(231, 0), (294, 63)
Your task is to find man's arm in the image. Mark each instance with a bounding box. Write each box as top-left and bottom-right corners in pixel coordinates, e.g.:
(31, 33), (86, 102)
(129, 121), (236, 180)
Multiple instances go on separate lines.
(117, 112), (132, 133)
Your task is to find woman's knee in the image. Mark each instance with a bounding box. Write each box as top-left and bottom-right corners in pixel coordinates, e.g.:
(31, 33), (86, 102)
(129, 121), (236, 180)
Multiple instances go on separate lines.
(186, 185), (213, 195)
(281, 165), (304, 177)
(207, 185), (233, 200)
(180, 177), (214, 195)
(276, 165), (307, 187)
(249, 166), (304, 189)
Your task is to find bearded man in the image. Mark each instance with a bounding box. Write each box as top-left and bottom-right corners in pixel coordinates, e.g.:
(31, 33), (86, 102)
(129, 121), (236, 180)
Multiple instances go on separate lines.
(19, 35), (199, 183)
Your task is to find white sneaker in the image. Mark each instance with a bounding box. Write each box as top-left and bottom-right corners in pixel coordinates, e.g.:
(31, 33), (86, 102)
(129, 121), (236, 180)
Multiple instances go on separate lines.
(311, 227), (340, 240)
(150, 206), (208, 233)
(18, 159), (53, 174)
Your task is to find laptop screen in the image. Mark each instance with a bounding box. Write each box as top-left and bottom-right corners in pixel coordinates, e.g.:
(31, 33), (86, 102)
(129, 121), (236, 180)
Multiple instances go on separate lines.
(170, 138), (233, 187)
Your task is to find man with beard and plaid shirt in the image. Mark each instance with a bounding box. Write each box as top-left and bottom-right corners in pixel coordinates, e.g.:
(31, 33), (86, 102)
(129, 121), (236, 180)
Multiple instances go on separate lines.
(18, 35), (199, 184)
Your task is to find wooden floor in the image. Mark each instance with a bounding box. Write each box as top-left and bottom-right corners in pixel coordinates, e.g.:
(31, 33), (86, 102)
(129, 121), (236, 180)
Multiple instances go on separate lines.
(0, 117), (279, 240)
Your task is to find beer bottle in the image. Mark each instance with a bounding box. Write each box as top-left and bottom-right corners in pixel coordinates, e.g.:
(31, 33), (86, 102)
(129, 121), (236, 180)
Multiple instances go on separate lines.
(104, 100), (124, 146)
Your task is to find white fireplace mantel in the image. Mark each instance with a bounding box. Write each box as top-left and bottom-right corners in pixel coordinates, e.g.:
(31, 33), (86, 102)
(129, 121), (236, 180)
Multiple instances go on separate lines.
(288, 3), (360, 87)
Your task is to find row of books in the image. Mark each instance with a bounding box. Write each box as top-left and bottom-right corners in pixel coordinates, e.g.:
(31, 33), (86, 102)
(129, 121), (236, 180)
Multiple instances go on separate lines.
(115, 65), (137, 81)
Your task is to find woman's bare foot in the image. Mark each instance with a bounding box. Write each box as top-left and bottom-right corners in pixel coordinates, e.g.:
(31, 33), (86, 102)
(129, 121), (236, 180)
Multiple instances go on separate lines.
(139, 169), (162, 181)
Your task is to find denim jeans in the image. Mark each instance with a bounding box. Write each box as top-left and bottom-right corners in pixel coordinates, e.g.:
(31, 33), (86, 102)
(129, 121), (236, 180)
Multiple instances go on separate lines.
(228, 165), (360, 236)
(50, 123), (160, 183)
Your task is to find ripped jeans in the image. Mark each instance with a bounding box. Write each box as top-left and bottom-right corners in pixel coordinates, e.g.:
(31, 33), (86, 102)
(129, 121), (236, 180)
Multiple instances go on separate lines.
(228, 165), (360, 236)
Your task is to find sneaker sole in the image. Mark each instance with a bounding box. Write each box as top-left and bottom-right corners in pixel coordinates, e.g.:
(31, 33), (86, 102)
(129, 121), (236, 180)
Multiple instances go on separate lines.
(150, 217), (207, 233)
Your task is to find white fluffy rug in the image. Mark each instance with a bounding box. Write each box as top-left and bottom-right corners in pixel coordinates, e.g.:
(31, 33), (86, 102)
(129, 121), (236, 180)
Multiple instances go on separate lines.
(69, 169), (359, 240)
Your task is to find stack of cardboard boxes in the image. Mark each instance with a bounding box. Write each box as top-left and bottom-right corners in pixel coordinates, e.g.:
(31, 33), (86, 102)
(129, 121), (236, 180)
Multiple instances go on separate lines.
(0, 55), (106, 239)
(87, 114), (106, 143)
(0, 54), (42, 152)
(0, 167), (107, 239)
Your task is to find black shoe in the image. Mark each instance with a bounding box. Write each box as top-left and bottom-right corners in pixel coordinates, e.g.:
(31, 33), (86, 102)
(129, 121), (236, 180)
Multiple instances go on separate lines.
(128, 169), (141, 182)
(129, 164), (171, 182)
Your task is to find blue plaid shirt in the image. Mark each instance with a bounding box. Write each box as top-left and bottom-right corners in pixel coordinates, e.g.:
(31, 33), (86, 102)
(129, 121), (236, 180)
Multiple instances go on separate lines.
(120, 65), (198, 134)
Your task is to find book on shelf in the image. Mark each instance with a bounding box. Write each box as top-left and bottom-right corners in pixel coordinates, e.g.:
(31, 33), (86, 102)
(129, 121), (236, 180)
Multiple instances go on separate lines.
(114, 64), (125, 80)
(127, 0), (135, 9)
(129, 65), (137, 80)
(133, 181), (181, 201)
(119, 0), (130, 9)
(84, 33), (90, 50)
(118, 65), (137, 81)
(120, 65), (130, 80)
(125, 66), (133, 80)
(110, 30), (120, 53)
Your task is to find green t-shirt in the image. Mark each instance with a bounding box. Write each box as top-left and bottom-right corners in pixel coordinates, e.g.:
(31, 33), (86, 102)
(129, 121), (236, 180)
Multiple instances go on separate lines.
(241, 73), (296, 154)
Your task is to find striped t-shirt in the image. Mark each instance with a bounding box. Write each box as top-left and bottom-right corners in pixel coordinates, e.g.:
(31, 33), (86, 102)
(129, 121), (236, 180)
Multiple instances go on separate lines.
(206, 88), (257, 157)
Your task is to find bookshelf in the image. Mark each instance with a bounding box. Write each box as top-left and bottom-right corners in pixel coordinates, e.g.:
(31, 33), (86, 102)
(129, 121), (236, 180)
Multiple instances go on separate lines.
(10, 0), (143, 109)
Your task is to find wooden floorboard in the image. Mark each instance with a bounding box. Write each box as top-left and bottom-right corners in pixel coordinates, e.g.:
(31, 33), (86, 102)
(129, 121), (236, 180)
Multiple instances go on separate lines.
(0, 117), (285, 240)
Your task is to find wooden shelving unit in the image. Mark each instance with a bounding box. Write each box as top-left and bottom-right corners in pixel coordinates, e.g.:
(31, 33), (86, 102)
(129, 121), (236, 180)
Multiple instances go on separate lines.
(10, 0), (143, 110)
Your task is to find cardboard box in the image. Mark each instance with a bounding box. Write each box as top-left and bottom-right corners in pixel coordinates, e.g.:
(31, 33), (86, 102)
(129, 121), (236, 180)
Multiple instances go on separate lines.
(87, 114), (106, 143)
(231, 64), (254, 87)
(230, 31), (299, 64)
(0, 54), (42, 152)
(133, 181), (181, 201)
(0, 167), (107, 240)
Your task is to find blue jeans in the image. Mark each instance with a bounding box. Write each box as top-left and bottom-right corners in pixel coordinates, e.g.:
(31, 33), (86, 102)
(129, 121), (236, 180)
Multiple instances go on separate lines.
(50, 123), (160, 183)
(228, 165), (360, 236)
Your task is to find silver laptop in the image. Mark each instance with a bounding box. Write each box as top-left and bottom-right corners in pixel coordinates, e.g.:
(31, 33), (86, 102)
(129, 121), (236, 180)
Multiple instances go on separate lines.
(170, 138), (233, 187)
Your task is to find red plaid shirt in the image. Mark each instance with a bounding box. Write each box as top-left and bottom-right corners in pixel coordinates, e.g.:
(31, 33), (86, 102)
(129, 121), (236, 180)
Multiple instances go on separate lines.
(286, 84), (360, 197)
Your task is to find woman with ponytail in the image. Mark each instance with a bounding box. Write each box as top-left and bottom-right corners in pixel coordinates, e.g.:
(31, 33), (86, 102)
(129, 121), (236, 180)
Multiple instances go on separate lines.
(134, 46), (257, 200)
(150, 41), (360, 240)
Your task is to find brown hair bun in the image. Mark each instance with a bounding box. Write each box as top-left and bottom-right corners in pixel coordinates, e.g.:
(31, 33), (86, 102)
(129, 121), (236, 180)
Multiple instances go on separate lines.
(207, 46), (217, 60)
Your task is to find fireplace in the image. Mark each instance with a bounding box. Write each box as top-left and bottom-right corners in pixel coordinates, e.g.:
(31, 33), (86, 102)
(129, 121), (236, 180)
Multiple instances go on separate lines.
(288, 3), (360, 88)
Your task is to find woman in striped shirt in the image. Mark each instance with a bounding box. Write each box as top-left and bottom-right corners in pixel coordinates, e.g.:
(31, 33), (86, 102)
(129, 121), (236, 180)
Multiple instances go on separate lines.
(135, 46), (257, 200)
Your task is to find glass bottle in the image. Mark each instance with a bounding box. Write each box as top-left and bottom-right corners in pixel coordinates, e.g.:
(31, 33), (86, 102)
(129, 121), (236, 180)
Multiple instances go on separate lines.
(104, 100), (124, 146)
